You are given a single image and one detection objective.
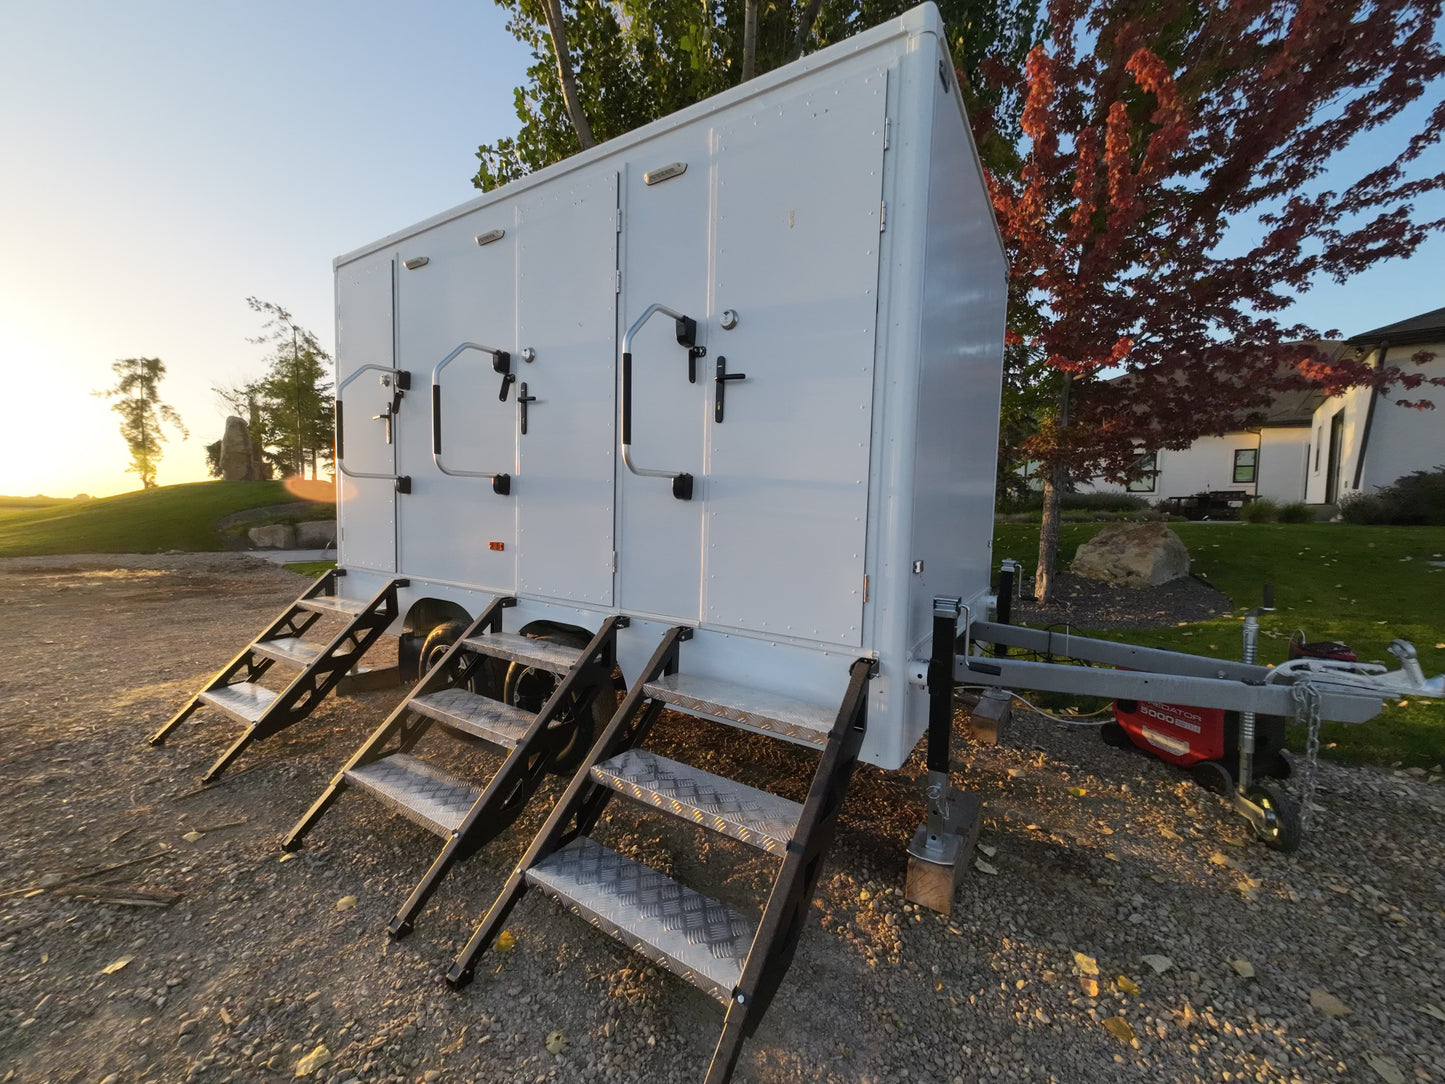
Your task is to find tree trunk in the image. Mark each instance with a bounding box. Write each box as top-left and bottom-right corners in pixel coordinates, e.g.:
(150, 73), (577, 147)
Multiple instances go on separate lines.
(742, 0), (758, 80)
(789, 0), (823, 61)
(1034, 373), (1073, 604)
(542, 0), (596, 149)
(1034, 463), (1065, 603)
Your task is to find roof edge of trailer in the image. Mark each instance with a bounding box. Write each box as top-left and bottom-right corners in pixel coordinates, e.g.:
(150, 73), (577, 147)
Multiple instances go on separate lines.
(334, 2), (948, 270)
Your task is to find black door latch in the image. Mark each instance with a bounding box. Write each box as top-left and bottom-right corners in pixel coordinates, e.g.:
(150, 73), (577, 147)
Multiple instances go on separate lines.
(715, 356), (746, 422)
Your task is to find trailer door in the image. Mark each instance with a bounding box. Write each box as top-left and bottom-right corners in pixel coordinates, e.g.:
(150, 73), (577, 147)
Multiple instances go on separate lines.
(394, 213), (518, 592)
(616, 129), (712, 623)
(515, 171), (619, 607)
(702, 73), (887, 647)
(336, 255), (398, 574)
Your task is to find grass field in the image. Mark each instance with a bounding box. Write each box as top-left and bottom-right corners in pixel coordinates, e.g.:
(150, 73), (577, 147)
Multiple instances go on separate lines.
(993, 522), (1445, 769)
(0, 480), (335, 556)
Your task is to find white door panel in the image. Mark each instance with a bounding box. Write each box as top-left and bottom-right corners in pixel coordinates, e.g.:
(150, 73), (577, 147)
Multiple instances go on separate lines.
(336, 256), (397, 573)
(516, 172), (619, 606)
(704, 73), (886, 645)
(395, 212), (518, 591)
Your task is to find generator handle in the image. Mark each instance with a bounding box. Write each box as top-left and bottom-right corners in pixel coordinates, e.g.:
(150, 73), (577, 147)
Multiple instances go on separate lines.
(620, 303), (696, 500)
(336, 363), (411, 483)
(430, 343), (514, 495)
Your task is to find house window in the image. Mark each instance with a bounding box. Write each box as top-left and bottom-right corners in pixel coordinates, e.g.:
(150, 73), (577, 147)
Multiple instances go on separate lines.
(1234, 448), (1258, 484)
(1127, 451), (1158, 493)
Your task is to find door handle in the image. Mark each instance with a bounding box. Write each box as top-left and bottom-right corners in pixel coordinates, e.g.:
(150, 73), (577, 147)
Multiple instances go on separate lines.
(430, 342), (514, 495)
(517, 383), (537, 436)
(714, 356), (746, 423)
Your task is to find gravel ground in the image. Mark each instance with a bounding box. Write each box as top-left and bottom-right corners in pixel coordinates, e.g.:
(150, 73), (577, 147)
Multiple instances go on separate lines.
(1, 554), (1442, 1084)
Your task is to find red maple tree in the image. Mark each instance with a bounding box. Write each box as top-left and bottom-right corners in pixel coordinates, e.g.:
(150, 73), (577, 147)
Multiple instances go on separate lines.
(986, 0), (1445, 601)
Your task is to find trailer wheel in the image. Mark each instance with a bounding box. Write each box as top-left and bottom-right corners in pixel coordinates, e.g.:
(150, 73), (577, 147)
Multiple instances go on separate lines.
(420, 621), (505, 713)
(503, 632), (617, 775)
(1246, 783), (1302, 854)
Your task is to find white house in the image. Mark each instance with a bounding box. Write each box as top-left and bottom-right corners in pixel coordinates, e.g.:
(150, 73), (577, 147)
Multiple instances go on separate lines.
(1079, 308), (1444, 507)
(1304, 306), (1445, 505)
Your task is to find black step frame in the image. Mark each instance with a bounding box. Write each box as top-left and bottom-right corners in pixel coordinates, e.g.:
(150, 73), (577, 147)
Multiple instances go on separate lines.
(282, 601), (630, 941)
(150, 570), (405, 781)
(446, 624), (693, 987)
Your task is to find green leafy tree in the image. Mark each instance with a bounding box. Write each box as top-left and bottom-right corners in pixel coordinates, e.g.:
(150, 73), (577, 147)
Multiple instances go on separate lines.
(95, 357), (188, 489)
(473, 0), (1041, 190)
(241, 298), (335, 479)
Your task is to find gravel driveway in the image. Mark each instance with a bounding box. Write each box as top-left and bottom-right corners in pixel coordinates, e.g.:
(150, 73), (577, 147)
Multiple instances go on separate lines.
(1, 554), (1441, 1084)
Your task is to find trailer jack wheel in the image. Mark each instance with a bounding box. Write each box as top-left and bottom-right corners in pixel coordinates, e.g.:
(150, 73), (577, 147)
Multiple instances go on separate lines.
(1244, 783), (1301, 854)
(503, 632), (618, 775)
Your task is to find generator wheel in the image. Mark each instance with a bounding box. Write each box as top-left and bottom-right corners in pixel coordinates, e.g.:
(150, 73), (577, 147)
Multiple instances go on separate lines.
(503, 633), (617, 775)
(1190, 760), (1233, 795)
(1247, 783), (1302, 854)
(1099, 721), (1131, 748)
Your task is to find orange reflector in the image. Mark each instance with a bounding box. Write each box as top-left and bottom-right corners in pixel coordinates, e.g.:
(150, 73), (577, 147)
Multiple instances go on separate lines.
(489, 541), (505, 551)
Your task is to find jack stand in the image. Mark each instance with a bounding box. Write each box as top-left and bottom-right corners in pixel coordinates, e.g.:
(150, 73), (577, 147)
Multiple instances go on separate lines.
(905, 597), (984, 916)
(1230, 586), (1302, 852)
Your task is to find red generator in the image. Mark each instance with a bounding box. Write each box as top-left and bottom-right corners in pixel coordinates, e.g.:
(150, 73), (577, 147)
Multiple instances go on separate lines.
(1101, 636), (1355, 792)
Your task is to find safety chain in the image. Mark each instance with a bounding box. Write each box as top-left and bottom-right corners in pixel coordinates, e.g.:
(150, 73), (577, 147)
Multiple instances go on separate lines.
(1291, 681), (1323, 831)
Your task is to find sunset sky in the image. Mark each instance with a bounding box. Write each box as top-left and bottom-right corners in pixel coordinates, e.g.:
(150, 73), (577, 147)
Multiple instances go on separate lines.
(2, 2), (1441, 499)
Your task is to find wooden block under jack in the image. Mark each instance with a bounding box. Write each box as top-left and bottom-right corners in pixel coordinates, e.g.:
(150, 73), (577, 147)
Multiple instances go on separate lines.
(966, 687), (1012, 746)
(336, 665), (401, 695)
(905, 790), (984, 917)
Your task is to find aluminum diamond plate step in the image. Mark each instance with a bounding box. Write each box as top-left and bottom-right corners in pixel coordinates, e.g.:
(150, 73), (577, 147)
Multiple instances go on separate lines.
(642, 674), (834, 747)
(591, 750), (801, 855)
(297, 596), (366, 617)
(526, 837), (754, 1002)
(199, 682), (278, 724)
(344, 753), (481, 838)
(460, 631), (584, 674)
(251, 636), (324, 666)
(409, 688), (533, 749)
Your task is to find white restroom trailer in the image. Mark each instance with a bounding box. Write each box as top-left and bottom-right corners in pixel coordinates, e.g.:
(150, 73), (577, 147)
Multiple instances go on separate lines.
(332, 2), (1006, 772)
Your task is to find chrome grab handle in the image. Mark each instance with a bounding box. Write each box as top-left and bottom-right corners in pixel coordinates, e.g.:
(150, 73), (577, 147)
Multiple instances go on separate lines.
(620, 303), (697, 501)
(336, 364), (409, 483)
(431, 342), (513, 495)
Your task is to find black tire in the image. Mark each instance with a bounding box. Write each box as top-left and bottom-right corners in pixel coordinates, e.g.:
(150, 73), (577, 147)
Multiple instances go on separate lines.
(419, 622), (505, 745)
(420, 621), (469, 676)
(1247, 782), (1302, 854)
(1100, 721), (1132, 748)
(1190, 759), (1233, 795)
(503, 632), (617, 775)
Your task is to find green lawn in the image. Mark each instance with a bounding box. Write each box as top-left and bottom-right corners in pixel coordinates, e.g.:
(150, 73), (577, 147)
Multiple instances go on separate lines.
(0, 480), (335, 556)
(993, 522), (1445, 769)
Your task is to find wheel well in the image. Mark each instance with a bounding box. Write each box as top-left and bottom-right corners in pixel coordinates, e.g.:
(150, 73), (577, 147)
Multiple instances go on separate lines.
(399, 597), (474, 682)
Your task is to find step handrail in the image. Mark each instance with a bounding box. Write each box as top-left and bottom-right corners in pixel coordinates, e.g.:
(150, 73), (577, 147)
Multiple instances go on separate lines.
(335, 363), (410, 482)
(431, 342), (514, 495)
(620, 303), (697, 501)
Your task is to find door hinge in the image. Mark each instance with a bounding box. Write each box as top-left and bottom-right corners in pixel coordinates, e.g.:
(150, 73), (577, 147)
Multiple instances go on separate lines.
(610, 551), (618, 573)
(883, 117), (890, 150)
(615, 207), (623, 233)
(863, 574), (869, 603)
(614, 269), (622, 293)
(879, 200), (887, 232)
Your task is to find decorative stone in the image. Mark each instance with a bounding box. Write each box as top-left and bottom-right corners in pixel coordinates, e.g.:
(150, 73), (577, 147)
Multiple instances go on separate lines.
(1071, 523), (1189, 587)
(219, 417), (261, 481)
(247, 524), (296, 549)
(294, 520), (336, 548)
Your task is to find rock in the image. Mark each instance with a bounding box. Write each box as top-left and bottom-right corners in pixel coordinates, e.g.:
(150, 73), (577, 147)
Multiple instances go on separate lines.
(1071, 523), (1190, 587)
(1309, 988), (1351, 1018)
(294, 521), (336, 548)
(248, 524), (296, 550)
(294, 1045), (331, 1076)
(219, 417), (264, 482)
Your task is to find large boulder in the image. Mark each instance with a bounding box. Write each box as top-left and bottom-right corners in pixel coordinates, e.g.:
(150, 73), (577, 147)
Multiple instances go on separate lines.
(295, 520), (336, 548)
(1071, 522), (1189, 587)
(247, 524), (296, 549)
(219, 416), (261, 481)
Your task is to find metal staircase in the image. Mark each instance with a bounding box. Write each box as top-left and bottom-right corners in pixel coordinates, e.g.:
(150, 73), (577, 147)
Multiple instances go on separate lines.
(149, 570), (404, 781)
(448, 627), (874, 1084)
(282, 598), (628, 939)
